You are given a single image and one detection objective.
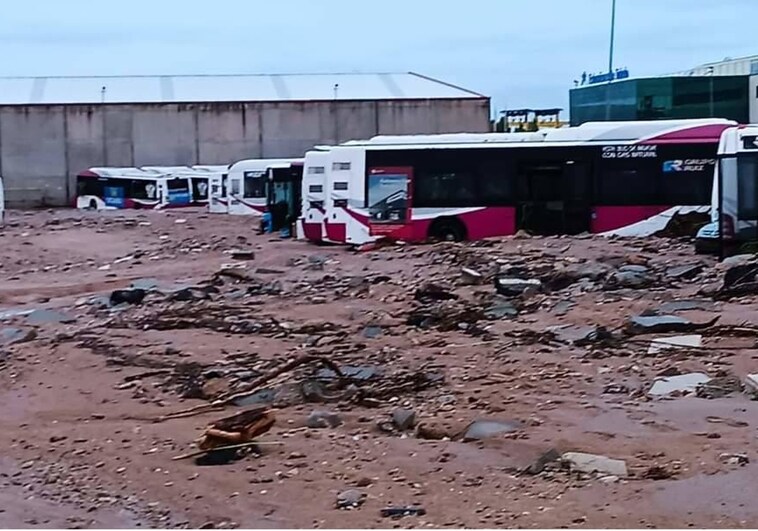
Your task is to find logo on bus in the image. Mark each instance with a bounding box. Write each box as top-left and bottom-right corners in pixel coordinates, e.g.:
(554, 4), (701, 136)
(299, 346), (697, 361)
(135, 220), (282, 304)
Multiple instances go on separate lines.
(663, 159), (716, 173)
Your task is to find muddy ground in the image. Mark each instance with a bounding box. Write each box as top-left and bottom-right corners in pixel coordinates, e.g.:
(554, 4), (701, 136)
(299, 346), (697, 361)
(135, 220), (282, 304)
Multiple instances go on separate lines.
(0, 208), (756, 529)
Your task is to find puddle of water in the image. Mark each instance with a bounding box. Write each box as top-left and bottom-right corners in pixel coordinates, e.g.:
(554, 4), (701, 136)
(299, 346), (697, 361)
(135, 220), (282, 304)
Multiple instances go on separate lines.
(26, 309), (76, 325)
(0, 327), (26, 344)
(129, 278), (160, 290)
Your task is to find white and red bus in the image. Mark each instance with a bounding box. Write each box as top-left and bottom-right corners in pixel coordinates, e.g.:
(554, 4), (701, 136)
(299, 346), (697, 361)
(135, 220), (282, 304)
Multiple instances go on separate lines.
(298, 149), (333, 242)
(226, 158), (303, 216)
(303, 119), (735, 245)
(694, 124), (758, 254)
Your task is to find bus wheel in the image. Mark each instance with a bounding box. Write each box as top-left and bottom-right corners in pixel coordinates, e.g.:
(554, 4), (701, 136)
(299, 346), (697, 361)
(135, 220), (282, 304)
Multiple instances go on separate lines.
(88, 199), (97, 210)
(429, 217), (466, 242)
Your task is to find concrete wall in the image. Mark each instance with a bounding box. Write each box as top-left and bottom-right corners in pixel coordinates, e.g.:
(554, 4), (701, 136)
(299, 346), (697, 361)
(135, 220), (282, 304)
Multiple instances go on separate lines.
(0, 98), (490, 207)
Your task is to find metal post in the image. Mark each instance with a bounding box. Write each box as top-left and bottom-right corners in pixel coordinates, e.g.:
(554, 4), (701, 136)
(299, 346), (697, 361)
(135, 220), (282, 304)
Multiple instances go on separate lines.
(605, 0), (617, 121)
(709, 69), (715, 117)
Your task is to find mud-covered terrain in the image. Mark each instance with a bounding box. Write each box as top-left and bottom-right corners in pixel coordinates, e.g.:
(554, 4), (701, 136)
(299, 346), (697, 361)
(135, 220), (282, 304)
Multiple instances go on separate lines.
(0, 208), (756, 529)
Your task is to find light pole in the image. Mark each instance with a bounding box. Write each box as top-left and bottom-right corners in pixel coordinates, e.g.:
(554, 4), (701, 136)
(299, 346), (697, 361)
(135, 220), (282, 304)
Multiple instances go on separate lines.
(605, 0), (617, 120)
(708, 66), (715, 117)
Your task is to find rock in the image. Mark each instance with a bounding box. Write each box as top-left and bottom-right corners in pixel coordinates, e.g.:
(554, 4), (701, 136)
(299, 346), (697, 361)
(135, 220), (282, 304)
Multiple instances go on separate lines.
(605, 270), (653, 290)
(494, 278), (542, 297)
(744, 374), (758, 396)
(336, 489), (365, 509)
(392, 409), (416, 431)
(666, 264), (703, 280)
(658, 300), (715, 313)
(619, 264), (649, 274)
(355, 477), (373, 487)
(641, 465), (674, 480)
(626, 315), (718, 335)
(462, 419), (522, 441)
(647, 335), (702, 355)
(483, 298), (518, 319)
(380, 506), (427, 518)
(719, 453), (749, 465)
(317, 365), (378, 381)
(230, 250), (255, 260)
(306, 410), (342, 429)
(696, 375), (742, 399)
(570, 261), (613, 281)
(414, 283), (458, 302)
(524, 448), (561, 475)
(562, 452), (628, 477)
(109, 289), (147, 306)
(648, 373), (712, 397)
(362, 325), (383, 339)
(460, 267), (484, 285)
(599, 475), (620, 484)
(548, 325), (613, 346)
(551, 300), (576, 316)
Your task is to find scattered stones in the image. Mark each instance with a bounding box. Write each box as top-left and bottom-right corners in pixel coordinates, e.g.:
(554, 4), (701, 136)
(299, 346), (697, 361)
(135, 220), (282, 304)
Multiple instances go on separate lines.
(461, 419), (522, 441)
(391, 408), (416, 431)
(562, 452), (628, 477)
(648, 373), (712, 397)
(306, 410), (343, 429)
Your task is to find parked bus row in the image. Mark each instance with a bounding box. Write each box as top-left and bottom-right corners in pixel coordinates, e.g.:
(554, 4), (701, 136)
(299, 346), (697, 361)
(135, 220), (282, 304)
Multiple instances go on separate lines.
(73, 119), (758, 255)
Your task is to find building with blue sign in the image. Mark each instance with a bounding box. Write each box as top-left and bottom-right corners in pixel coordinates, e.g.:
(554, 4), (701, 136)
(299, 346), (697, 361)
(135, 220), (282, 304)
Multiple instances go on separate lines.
(570, 55), (758, 126)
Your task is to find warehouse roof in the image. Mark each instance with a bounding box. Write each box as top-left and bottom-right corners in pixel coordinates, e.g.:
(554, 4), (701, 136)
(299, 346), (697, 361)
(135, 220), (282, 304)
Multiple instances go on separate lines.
(0, 72), (486, 105)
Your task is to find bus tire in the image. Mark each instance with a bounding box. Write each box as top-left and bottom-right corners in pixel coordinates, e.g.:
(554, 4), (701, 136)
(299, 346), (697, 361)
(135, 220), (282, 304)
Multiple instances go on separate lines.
(429, 217), (466, 242)
(88, 199), (97, 210)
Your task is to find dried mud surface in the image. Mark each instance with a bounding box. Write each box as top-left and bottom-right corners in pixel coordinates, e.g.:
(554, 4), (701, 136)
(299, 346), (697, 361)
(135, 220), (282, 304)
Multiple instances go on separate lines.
(0, 208), (756, 529)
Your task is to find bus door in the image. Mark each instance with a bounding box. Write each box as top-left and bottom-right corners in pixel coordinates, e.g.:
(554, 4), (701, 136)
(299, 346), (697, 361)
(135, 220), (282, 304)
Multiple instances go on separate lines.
(366, 167), (414, 240)
(267, 166), (302, 233)
(563, 160), (592, 234)
(208, 173), (227, 213)
(517, 160), (591, 235)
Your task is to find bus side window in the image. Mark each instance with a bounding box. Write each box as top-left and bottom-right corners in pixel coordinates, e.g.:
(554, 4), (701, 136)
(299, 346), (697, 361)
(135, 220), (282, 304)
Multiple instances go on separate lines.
(414, 171), (476, 208)
(477, 161), (514, 206)
(596, 167), (656, 205)
(243, 171), (266, 198)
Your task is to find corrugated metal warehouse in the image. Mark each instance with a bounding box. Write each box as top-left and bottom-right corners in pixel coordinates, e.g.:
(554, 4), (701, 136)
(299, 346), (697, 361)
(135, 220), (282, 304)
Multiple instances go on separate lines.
(0, 72), (490, 207)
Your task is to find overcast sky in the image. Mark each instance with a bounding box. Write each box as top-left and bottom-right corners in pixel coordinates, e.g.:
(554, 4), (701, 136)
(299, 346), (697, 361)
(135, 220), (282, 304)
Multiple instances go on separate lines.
(1, 0), (756, 114)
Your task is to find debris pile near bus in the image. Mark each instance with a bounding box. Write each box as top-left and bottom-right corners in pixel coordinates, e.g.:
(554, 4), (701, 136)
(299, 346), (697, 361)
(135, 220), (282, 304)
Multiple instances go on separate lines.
(2, 209), (758, 528)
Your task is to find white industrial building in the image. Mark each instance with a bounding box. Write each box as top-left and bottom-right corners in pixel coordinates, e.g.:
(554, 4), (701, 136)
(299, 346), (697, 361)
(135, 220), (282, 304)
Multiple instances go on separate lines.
(0, 72), (490, 207)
